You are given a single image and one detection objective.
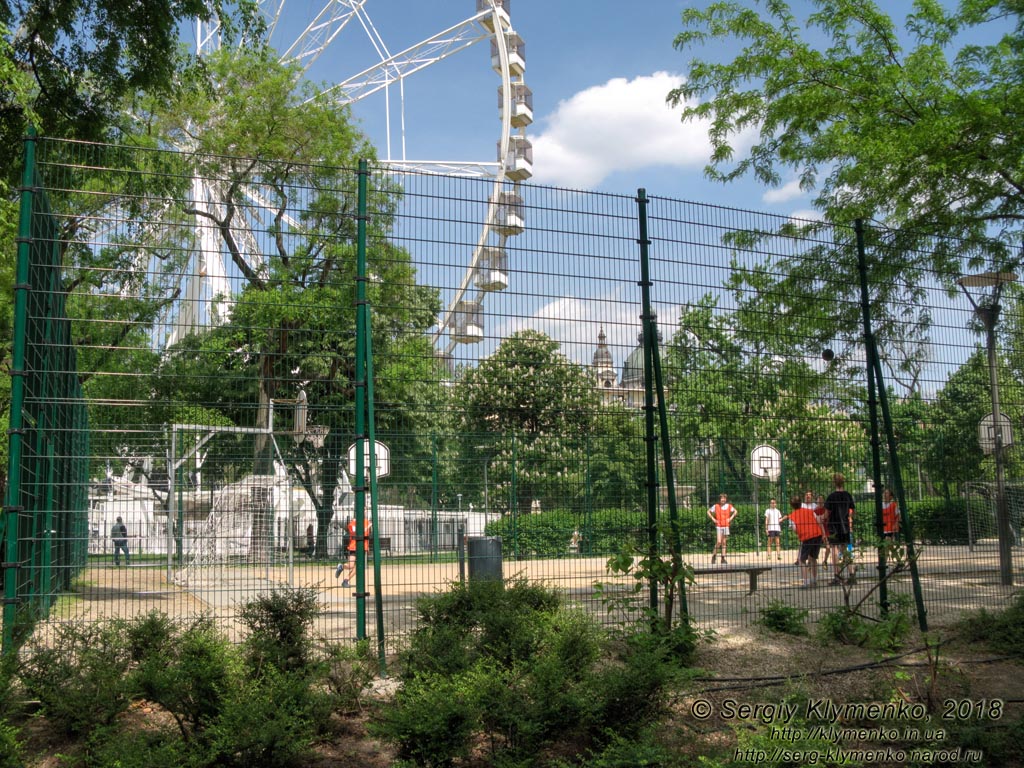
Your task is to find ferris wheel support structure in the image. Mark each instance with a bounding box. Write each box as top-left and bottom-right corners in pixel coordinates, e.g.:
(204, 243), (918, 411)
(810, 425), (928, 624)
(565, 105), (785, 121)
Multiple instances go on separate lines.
(172, 1), (530, 357)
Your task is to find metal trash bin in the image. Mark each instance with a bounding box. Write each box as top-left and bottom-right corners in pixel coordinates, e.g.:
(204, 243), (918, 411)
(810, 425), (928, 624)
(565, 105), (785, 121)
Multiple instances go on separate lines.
(467, 536), (503, 582)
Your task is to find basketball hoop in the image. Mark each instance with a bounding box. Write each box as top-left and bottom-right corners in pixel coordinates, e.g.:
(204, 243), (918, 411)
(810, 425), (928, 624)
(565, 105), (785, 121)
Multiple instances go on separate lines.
(750, 444), (781, 482)
(304, 425), (330, 451)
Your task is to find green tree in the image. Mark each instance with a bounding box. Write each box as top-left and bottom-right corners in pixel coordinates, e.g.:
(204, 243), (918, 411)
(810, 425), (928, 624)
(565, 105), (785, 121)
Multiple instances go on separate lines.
(664, 294), (864, 495)
(669, 0), (1022, 264)
(110, 47), (441, 556)
(923, 350), (1024, 496)
(0, 0), (257, 171)
(668, 0), (1022, 390)
(457, 330), (599, 518)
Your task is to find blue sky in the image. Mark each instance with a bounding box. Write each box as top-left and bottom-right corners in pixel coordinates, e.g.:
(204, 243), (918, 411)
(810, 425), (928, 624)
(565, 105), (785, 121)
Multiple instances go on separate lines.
(255, 1), (989, 384)
(268, 0), (805, 215)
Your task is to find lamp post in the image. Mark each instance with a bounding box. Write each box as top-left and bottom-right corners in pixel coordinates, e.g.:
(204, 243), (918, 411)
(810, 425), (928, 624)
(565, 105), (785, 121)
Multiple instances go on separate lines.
(957, 270), (1018, 586)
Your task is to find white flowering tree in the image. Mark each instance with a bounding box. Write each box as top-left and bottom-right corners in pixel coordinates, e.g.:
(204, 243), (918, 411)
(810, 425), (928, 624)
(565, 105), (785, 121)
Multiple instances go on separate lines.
(457, 330), (599, 517)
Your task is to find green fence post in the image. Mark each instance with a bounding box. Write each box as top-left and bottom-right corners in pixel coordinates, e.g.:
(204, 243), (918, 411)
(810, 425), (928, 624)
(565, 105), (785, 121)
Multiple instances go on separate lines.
(431, 435), (438, 563)
(855, 220), (927, 631)
(360, 160), (386, 674)
(353, 162), (369, 641)
(3, 131), (37, 653)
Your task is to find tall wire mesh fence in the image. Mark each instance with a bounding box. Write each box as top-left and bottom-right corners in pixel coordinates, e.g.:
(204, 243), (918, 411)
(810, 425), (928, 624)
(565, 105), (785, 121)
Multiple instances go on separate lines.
(3, 136), (1022, 652)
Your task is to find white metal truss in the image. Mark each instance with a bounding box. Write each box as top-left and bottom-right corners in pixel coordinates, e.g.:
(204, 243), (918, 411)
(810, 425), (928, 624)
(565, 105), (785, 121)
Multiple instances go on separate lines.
(178, 2), (525, 356)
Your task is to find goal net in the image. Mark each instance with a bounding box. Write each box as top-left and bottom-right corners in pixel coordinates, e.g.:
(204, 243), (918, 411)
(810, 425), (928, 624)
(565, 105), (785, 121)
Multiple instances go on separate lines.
(962, 482), (1023, 549)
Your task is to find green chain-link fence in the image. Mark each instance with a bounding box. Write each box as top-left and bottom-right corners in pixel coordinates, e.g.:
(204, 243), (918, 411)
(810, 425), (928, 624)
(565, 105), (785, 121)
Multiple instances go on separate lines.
(3, 135), (1022, 653)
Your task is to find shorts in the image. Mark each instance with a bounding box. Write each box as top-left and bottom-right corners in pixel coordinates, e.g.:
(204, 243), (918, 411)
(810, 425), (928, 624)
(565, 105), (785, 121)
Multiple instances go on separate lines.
(882, 531), (896, 539)
(716, 526), (730, 537)
(767, 530), (781, 538)
(798, 537), (823, 563)
(828, 525), (850, 545)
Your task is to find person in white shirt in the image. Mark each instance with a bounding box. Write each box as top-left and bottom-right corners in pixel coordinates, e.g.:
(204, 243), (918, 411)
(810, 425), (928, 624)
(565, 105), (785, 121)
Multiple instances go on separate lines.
(764, 498), (783, 560)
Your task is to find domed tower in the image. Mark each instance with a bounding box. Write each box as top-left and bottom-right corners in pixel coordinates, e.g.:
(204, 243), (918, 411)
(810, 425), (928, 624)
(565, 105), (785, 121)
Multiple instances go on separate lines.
(618, 330), (661, 408)
(592, 327), (616, 390)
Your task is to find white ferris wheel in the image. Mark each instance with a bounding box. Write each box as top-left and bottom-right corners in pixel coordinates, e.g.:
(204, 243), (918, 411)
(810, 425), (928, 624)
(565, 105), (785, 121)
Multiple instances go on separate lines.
(170, 0), (533, 358)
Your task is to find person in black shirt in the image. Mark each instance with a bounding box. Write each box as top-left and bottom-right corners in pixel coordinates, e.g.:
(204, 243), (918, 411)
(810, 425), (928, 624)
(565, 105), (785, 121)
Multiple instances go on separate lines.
(823, 473), (854, 585)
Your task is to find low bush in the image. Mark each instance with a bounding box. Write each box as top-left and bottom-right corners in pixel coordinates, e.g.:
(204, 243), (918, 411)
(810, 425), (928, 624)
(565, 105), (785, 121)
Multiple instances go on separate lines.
(401, 578), (560, 676)
(372, 672), (478, 768)
(817, 596), (911, 651)
(955, 591), (1024, 657)
(756, 599), (809, 636)
(18, 620), (134, 736)
(0, 718), (23, 768)
(205, 667), (331, 768)
(322, 639), (377, 715)
(380, 577), (683, 767)
(239, 587), (321, 675)
(83, 724), (204, 768)
(905, 496), (970, 545)
(130, 615), (238, 739)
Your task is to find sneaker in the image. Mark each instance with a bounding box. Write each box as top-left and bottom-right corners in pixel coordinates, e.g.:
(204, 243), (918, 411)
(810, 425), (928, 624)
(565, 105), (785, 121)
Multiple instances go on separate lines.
(777, 555), (781, 561)
(720, 557), (728, 565)
(711, 554), (717, 564)
(334, 564), (344, 578)
(341, 580), (350, 587)
(830, 576), (844, 586)
(799, 580), (812, 589)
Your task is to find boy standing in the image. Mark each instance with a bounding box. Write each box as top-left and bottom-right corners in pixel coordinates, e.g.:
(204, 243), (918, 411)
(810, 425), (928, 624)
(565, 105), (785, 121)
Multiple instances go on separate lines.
(823, 473), (855, 585)
(707, 493), (738, 565)
(764, 498), (783, 560)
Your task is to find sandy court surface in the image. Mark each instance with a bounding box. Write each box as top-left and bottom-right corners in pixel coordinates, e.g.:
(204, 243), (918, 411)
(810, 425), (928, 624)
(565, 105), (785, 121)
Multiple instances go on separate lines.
(35, 542), (1021, 645)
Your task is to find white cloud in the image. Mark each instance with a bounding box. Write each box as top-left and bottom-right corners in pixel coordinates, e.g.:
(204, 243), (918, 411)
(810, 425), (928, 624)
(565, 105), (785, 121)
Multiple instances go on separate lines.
(787, 208), (823, 223)
(529, 72), (714, 188)
(762, 178), (805, 204)
(491, 287), (683, 368)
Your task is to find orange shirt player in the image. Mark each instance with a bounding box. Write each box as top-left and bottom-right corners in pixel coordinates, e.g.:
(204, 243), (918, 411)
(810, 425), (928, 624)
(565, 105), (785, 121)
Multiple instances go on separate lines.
(881, 488), (901, 540)
(707, 493), (738, 565)
(781, 496), (828, 589)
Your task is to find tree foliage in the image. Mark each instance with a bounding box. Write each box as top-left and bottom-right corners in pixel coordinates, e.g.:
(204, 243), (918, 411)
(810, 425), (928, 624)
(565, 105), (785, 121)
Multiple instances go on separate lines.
(670, 0), (1023, 262)
(0, 0), (258, 175)
(665, 294), (865, 494)
(457, 330), (599, 516)
(922, 349), (1024, 494)
(669, 0), (1023, 396)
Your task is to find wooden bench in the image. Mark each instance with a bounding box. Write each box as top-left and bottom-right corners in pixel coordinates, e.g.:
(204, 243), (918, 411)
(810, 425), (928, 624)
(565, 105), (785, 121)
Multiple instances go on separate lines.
(691, 565), (772, 594)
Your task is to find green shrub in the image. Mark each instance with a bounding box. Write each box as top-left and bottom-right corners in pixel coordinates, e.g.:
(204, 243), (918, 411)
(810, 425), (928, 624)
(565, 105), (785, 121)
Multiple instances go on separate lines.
(906, 496), (969, 545)
(570, 728), (677, 768)
(239, 587), (321, 675)
(0, 718), (23, 768)
(125, 610), (177, 663)
(817, 597), (911, 651)
(589, 632), (674, 735)
(756, 599), (809, 636)
(130, 615), (239, 738)
(955, 591), (1024, 657)
(206, 667), (330, 768)
(401, 578), (560, 676)
(322, 639), (377, 716)
(483, 509), (652, 557)
(83, 724), (203, 768)
(372, 672), (478, 768)
(384, 577), (682, 766)
(18, 620), (134, 736)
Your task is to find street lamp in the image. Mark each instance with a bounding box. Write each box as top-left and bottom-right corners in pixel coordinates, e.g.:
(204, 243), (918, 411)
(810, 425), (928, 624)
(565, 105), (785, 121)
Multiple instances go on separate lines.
(957, 270), (1018, 586)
